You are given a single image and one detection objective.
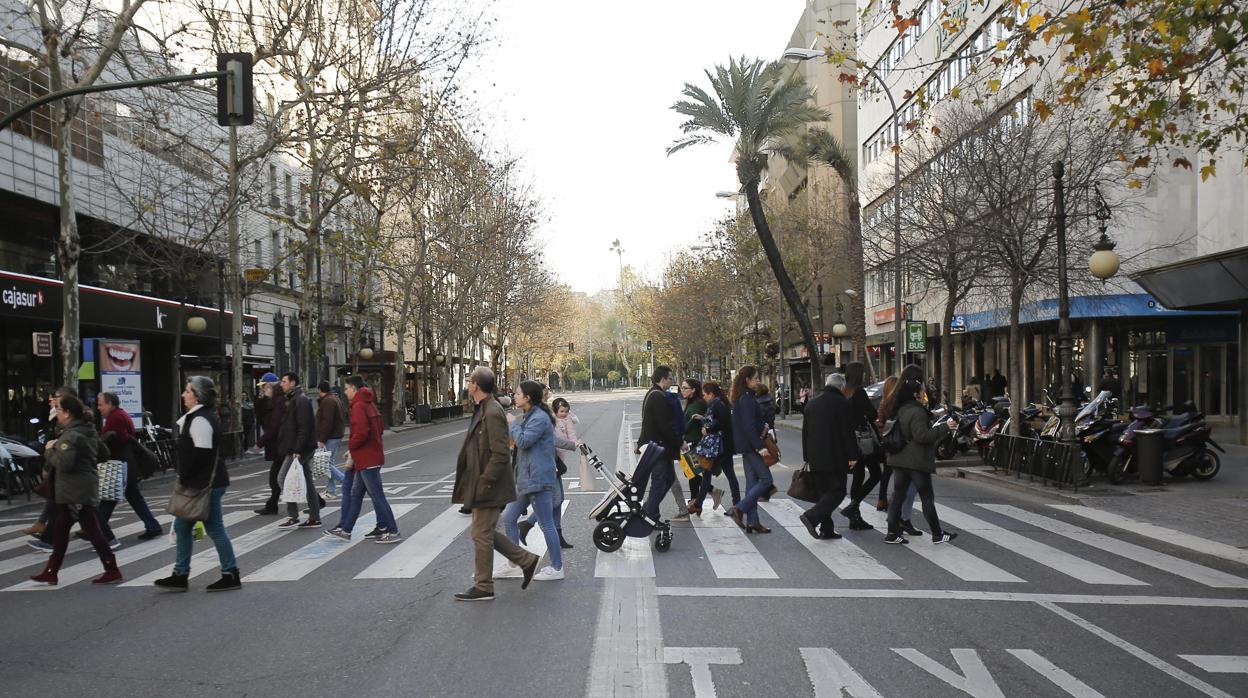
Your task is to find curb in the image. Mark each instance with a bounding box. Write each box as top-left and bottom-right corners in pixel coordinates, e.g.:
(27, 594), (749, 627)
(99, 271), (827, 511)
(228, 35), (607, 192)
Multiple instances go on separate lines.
(952, 466), (1088, 505)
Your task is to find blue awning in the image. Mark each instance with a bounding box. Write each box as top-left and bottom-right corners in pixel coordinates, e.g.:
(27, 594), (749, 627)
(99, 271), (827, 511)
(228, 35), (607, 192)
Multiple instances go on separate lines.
(959, 294), (1236, 333)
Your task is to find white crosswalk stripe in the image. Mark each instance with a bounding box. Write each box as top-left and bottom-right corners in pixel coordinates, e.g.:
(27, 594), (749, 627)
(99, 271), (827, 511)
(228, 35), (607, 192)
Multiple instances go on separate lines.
(1049, 505), (1248, 567)
(0, 515), (174, 576)
(936, 505), (1147, 586)
(760, 500), (899, 580)
(855, 506), (1025, 583)
(494, 500), (571, 569)
(247, 504), (418, 582)
(980, 504), (1248, 589)
(690, 506), (778, 579)
(355, 504), (468, 579)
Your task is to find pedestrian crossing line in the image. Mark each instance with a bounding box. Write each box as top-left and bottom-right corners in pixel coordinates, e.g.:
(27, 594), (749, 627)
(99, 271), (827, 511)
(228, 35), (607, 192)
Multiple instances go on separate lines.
(760, 500), (900, 581)
(595, 535), (657, 578)
(247, 504), (419, 582)
(0, 515), (176, 577)
(936, 505), (1147, 586)
(981, 504), (1248, 589)
(689, 506), (778, 579)
(856, 506), (1025, 583)
(3, 511), (255, 591)
(355, 504), (468, 579)
(1049, 505), (1248, 567)
(118, 508), (342, 586)
(0, 523), (35, 537)
(494, 500), (571, 570)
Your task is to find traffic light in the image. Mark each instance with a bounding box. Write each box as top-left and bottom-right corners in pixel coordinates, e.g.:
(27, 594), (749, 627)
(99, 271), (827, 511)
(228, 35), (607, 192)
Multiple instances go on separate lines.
(645, 339), (653, 352)
(217, 52), (254, 126)
(568, 343), (574, 353)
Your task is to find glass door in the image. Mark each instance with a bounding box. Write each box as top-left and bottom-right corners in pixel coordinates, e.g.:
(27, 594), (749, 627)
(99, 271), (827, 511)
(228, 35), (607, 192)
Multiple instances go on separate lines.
(1172, 346), (1195, 409)
(1200, 345), (1224, 415)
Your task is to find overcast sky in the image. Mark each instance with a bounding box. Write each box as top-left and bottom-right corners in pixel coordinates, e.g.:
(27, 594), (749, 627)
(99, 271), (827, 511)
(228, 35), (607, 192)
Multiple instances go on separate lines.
(465, 0), (809, 294)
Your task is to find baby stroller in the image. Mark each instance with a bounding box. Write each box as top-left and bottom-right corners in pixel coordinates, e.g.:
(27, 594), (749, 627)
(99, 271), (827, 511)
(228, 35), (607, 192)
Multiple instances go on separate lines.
(582, 443), (673, 553)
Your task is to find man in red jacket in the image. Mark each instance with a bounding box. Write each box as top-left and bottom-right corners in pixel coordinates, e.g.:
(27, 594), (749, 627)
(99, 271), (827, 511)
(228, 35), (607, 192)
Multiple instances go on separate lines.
(95, 392), (163, 543)
(323, 376), (400, 543)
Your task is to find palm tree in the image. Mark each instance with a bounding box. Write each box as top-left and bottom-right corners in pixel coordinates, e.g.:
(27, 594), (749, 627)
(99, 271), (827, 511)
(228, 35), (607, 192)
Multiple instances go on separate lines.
(669, 57), (830, 384)
(789, 127), (866, 364)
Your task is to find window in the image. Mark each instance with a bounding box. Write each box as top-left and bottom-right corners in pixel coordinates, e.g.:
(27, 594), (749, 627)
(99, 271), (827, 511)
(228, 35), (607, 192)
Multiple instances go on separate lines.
(270, 227), (280, 267)
(252, 240), (260, 266)
(268, 164), (278, 208)
(284, 173), (293, 208)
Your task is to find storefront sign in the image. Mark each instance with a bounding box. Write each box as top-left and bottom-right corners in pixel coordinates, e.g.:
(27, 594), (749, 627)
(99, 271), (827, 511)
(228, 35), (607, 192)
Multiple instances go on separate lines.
(906, 321), (928, 353)
(95, 338), (144, 427)
(950, 315), (967, 335)
(957, 293), (1236, 333)
(873, 305), (909, 327)
(32, 331), (53, 357)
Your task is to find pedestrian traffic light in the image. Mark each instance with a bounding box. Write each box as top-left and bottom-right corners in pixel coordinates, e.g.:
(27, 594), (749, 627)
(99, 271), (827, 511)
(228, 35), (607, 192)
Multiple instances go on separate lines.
(645, 339), (653, 352)
(216, 52), (254, 126)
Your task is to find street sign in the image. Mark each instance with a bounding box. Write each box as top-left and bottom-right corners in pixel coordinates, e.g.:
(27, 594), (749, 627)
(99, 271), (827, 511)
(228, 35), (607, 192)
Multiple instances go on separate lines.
(905, 321), (927, 353)
(32, 331), (52, 357)
(243, 268), (267, 282)
(950, 315), (967, 335)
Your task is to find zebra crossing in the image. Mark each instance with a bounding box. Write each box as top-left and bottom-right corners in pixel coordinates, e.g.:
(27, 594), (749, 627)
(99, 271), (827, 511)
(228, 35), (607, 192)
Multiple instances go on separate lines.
(1, 493), (1246, 594)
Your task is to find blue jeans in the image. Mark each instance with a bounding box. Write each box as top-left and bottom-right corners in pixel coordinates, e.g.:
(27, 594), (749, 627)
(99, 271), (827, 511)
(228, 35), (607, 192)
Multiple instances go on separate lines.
(737, 451), (773, 526)
(502, 490), (561, 569)
(323, 438), (345, 495)
(901, 481), (918, 519)
(336, 467), (398, 533)
(525, 476), (564, 529)
(173, 487), (237, 574)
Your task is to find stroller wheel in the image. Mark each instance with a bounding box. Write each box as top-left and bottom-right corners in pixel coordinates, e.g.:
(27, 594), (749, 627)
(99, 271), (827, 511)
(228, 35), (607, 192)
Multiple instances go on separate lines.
(593, 521), (625, 553)
(654, 529), (672, 552)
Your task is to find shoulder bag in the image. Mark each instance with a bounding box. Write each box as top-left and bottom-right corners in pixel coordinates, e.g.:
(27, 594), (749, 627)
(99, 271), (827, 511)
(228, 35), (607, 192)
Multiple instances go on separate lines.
(855, 425), (880, 457)
(129, 439), (160, 480)
(786, 464), (819, 502)
(761, 428), (781, 467)
(881, 419), (907, 455)
(167, 416), (218, 522)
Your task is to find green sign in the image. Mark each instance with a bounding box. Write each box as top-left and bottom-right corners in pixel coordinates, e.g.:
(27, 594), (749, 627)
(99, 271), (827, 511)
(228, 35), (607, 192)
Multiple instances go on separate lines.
(905, 321), (927, 353)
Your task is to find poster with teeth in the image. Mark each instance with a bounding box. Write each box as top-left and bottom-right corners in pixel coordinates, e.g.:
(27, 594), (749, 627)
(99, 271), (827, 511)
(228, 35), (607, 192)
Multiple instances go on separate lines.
(97, 339), (144, 428)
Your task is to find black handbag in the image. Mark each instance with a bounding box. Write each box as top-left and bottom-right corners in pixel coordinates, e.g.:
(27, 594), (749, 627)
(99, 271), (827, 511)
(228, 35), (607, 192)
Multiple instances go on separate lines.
(555, 454), (568, 476)
(881, 420), (907, 455)
(787, 465), (820, 503)
(856, 425), (879, 457)
(129, 439), (160, 479)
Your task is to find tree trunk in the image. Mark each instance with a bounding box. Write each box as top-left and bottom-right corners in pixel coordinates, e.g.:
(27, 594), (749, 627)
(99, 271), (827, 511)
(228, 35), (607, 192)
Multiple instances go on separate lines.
(743, 179), (822, 387)
(845, 192), (866, 364)
(390, 287), (412, 425)
(941, 298), (957, 406)
(53, 109), (81, 387)
(1007, 282), (1024, 436)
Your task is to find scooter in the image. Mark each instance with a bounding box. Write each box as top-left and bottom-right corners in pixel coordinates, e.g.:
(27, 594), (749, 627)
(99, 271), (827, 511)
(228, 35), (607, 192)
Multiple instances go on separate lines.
(1107, 402), (1224, 483)
(974, 398), (1010, 464)
(936, 404), (977, 461)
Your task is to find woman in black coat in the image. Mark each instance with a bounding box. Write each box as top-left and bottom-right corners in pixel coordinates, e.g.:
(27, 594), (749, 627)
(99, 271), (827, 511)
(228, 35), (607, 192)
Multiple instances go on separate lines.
(690, 381), (739, 513)
(841, 362), (882, 530)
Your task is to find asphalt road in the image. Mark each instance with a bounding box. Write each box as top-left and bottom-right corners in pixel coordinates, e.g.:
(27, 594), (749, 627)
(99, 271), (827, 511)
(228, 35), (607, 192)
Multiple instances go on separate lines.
(1, 389), (1246, 697)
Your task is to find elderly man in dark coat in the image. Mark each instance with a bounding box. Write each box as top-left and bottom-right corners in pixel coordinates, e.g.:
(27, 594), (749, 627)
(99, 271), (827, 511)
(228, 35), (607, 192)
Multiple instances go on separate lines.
(798, 373), (859, 540)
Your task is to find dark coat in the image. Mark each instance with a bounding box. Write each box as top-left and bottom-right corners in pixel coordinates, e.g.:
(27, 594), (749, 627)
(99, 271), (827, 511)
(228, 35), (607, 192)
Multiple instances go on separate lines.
(801, 388), (859, 474)
(682, 398), (707, 445)
(731, 391), (765, 454)
(258, 386), (285, 459)
(46, 420), (110, 507)
(452, 397), (516, 509)
(890, 401), (949, 474)
(704, 396), (734, 454)
(757, 391), (776, 429)
(315, 391), (346, 442)
(176, 408), (230, 490)
(277, 387), (316, 462)
(638, 386), (680, 454)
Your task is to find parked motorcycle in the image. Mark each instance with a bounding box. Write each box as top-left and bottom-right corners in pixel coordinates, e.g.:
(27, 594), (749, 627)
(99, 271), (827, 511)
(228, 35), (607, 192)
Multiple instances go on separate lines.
(974, 397), (1010, 464)
(1107, 401), (1224, 483)
(936, 404), (978, 461)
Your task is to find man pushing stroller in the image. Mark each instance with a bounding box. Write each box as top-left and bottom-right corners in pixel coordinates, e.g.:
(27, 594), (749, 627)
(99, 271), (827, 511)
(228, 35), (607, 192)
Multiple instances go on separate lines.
(633, 366), (682, 521)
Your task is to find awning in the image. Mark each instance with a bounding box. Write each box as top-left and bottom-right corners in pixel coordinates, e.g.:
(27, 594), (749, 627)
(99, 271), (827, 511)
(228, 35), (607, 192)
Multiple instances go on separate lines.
(1131, 246), (1248, 310)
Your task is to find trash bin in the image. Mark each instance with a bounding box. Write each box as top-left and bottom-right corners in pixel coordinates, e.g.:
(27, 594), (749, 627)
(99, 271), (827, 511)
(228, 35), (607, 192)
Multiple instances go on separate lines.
(1134, 428), (1164, 485)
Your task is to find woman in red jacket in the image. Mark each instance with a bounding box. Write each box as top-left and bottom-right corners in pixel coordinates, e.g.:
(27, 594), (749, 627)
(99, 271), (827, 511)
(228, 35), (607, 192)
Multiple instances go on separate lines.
(323, 376), (399, 543)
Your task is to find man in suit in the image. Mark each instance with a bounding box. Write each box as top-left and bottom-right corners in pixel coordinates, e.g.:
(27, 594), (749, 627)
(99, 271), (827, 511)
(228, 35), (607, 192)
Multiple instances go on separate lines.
(633, 365), (681, 520)
(799, 373), (859, 540)
(451, 366), (539, 601)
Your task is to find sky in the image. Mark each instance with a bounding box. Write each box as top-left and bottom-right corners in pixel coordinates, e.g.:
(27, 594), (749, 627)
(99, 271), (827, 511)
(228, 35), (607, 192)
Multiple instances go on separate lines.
(464, 0), (810, 294)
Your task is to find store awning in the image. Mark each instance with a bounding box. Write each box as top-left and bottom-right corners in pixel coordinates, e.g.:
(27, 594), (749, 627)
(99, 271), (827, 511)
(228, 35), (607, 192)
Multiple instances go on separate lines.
(1131, 246), (1248, 310)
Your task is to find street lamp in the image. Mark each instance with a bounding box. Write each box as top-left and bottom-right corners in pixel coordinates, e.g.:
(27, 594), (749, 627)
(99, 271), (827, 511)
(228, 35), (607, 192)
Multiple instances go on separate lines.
(1090, 186), (1120, 281)
(785, 46), (905, 375)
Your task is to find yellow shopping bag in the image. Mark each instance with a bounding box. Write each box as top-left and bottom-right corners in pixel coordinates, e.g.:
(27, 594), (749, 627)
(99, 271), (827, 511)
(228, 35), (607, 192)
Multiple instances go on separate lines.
(679, 453), (701, 480)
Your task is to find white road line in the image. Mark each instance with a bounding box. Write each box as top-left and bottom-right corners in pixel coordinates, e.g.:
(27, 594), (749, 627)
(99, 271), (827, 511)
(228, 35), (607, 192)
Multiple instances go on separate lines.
(1179, 656), (1248, 674)
(1040, 602), (1236, 698)
(0, 516), (174, 574)
(937, 505), (1146, 586)
(384, 430), (462, 453)
(120, 509), (340, 586)
(982, 504), (1248, 589)
(595, 535), (657, 578)
(893, 648), (1004, 698)
(689, 506), (778, 579)
(1007, 649), (1106, 697)
(1049, 505), (1248, 567)
(3, 511), (254, 591)
(654, 586), (1248, 608)
(799, 648), (885, 698)
(662, 647), (740, 698)
(760, 500), (898, 580)
(0, 523), (36, 536)
(355, 504), (468, 579)
(586, 578), (667, 697)
(857, 506), (1023, 583)
(247, 504), (419, 582)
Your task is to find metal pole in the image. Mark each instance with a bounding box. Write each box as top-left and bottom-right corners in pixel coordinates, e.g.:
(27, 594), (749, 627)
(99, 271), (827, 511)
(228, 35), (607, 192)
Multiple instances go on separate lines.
(778, 220), (786, 416)
(227, 124), (242, 435)
(861, 66), (905, 376)
(315, 224), (324, 385)
(1053, 162), (1077, 444)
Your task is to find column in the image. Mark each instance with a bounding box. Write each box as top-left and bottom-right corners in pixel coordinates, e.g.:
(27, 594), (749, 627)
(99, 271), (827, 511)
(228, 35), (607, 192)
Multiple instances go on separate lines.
(1086, 319), (1104, 392)
(1239, 304), (1248, 445)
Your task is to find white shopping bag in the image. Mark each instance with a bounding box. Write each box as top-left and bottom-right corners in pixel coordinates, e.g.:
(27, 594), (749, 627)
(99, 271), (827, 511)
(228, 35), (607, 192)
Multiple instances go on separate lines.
(97, 460), (127, 502)
(310, 448), (331, 480)
(281, 457), (307, 504)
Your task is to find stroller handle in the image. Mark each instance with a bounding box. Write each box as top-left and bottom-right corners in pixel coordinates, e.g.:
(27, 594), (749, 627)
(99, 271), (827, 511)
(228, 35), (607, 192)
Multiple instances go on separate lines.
(578, 443), (595, 456)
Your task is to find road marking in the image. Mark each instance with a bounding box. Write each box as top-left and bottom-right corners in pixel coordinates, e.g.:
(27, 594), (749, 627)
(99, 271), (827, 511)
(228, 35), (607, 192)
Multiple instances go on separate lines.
(3, 511), (254, 591)
(1049, 505), (1248, 567)
(655, 586), (1248, 608)
(760, 500), (898, 580)
(587, 578), (668, 697)
(1040, 602), (1236, 698)
(1007, 649), (1106, 697)
(663, 647), (740, 698)
(857, 506), (1023, 583)
(494, 500), (571, 569)
(595, 535), (657, 578)
(384, 459), (419, 474)
(384, 430), (462, 453)
(894, 648), (1004, 698)
(982, 504), (1248, 589)
(1179, 656), (1248, 674)
(355, 504), (468, 579)
(0, 523), (36, 536)
(689, 506), (778, 579)
(937, 505), (1146, 585)
(246, 504), (419, 582)
(799, 648), (884, 698)
(0, 515), (174, 573)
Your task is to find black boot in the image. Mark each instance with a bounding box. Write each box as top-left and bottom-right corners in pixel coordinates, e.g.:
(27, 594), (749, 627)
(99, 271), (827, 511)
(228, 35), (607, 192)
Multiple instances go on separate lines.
(206, 569), (242, 592)
(901, 519), (924, 536)
(154, 571), (189, 592)
(518, 521), (534, 545)
(845, 505), (874, 531)
(558, 530), (574, 549)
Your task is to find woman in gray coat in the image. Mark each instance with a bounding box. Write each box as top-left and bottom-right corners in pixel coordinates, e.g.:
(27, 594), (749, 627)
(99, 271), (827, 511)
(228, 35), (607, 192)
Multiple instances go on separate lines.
(884, 381), (958, 545)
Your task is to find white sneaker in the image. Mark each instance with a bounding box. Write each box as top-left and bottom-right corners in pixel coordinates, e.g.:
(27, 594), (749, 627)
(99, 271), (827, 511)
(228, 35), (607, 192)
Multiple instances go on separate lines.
(533, 565), (564, 581)
(493, 562), (523, 579)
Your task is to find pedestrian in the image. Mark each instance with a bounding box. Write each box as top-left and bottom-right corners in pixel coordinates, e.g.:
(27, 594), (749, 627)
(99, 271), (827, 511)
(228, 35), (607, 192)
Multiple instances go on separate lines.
(679, 378), (708, 515)
(323, 376), (400, 543)
(724, 366), (772, 534)
(274, 372), (322, 530)
(884, 380), (959, 545)
(253, 374), (286, 515)
(451, 367), (540, 601)
(990, 369), (1008, 400)
(690, 380), (739, 513)
(154, 377), (241, 591)
(663, 384), (691, 519)
(28, 394), (123, 586)
(840, 363), (881, 531)
(632, 366), (681, 521)
(498, 381), (565, 582)
(875, 375), (901, 512)
(23, 387), (80, 540)
(95, 391), (163, 542)
(757, 383), (777, 429)
(240, 392), (255, 453)
(315, 380), (346, 500)
(797, 373), (859, 540)
(519, 396), (576, 550)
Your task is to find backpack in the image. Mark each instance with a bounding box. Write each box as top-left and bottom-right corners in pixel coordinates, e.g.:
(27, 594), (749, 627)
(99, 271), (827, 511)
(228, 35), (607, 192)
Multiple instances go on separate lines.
(881, 419), (907, 455)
